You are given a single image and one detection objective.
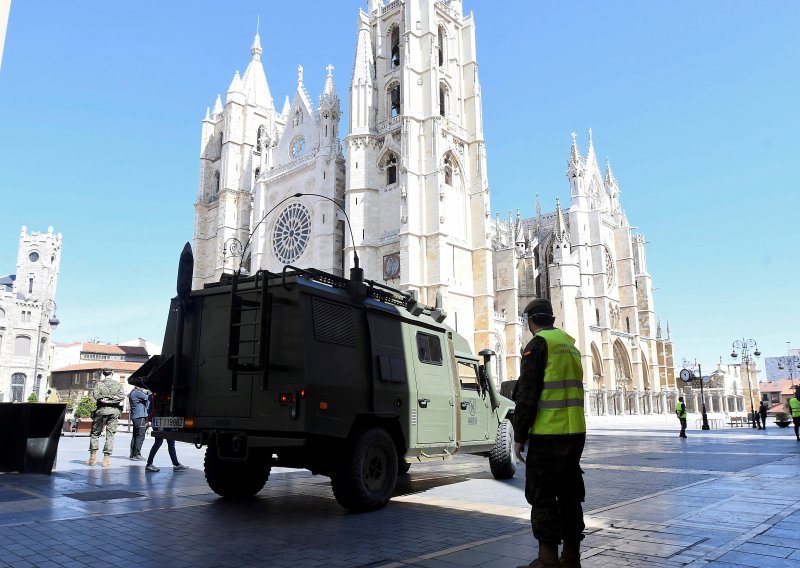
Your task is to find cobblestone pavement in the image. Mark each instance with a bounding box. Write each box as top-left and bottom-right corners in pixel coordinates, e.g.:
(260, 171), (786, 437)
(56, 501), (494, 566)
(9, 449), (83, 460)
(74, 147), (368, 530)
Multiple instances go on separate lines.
(0, 425), (798, 567)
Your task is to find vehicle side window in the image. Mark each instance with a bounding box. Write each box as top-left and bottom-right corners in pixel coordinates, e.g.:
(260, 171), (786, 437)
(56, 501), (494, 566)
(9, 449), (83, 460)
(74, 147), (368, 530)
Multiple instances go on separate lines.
(458, 361), (479, 391)
(416, 332), (442, 365)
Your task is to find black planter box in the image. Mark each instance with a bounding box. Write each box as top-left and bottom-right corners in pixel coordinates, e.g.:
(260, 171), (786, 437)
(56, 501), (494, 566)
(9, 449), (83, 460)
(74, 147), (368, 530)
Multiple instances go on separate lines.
(0, 403), (67, 474)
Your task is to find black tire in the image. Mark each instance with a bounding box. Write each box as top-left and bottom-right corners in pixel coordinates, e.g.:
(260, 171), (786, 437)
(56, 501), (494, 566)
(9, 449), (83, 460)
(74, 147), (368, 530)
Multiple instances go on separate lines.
(204, 447), (270, 499)
(398, 460), (411, 475)
(331, 428), (398, 512)
(489, 419), (516, 479)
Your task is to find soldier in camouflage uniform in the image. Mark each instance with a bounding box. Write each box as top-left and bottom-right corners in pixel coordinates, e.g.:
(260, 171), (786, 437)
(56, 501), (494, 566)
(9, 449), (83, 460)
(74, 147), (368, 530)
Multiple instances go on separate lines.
(86, 368), (125, 467)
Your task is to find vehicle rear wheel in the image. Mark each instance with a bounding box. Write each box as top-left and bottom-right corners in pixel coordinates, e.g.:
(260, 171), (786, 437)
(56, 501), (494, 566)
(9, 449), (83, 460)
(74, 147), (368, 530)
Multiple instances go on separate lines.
(489, 419), (516, 479)
(331, 427), (398, 512)
(204, 447), (271, 499)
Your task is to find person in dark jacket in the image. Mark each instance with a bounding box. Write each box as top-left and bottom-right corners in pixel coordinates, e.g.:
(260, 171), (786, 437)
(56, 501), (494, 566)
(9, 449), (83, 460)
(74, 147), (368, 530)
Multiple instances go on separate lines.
(513, 298), (586, 568)
(128, 386), (150, 460)
(758, 401), (768, 430)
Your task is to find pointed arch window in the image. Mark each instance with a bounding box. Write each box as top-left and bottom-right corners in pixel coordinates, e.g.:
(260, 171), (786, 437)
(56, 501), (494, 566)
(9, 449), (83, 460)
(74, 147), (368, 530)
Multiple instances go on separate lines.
(444, 154), (453, 185)
(256, 125), (266, 153)
(439, 83), (448, 117)
(383, 152), (398, 185)
(626, 317), (631, 334)
(11, 373), (26, 402)
(438, 26), (445, 67)
(389, 83), (401, 117)
(390, 26), (400, 68)
(293, 109), (303, 127)
(254, 167), (260, 186)
(213, 170), (221, 197)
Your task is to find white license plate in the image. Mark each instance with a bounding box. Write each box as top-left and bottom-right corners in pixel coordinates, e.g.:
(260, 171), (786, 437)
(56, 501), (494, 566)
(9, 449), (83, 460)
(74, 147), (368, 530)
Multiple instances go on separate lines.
(152, 416), (184, 429)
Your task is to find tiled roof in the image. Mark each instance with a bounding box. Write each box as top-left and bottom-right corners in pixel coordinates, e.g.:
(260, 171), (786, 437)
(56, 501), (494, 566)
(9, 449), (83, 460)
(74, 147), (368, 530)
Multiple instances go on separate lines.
(759, 379), (798, 396)
(51, 361), (144, 373)
(81, 343), (148, 356)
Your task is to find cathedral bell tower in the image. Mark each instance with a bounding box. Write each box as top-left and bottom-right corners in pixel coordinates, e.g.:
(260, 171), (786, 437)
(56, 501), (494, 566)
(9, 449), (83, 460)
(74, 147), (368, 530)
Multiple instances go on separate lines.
(345, 0), (494, 351)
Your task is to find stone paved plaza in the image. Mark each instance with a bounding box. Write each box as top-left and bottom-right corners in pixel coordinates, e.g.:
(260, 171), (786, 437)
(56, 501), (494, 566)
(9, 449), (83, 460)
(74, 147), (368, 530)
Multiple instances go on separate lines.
(1, 422), (799, 567)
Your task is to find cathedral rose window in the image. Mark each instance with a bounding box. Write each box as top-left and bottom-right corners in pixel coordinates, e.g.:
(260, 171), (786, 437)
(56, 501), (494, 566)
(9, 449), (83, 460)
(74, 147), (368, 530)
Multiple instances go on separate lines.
(272, 203), (311, 265)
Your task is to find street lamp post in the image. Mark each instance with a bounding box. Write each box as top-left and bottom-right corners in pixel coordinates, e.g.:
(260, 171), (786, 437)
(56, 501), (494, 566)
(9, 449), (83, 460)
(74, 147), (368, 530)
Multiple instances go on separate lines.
(731, 338), (760, 429)
(32, 299), (59, 400)
(776, 353), (800, 389)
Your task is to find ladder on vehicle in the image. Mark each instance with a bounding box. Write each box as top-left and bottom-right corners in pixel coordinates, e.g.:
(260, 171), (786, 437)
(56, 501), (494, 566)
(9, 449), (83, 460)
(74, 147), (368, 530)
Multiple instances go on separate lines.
(228, 271), (272, 391)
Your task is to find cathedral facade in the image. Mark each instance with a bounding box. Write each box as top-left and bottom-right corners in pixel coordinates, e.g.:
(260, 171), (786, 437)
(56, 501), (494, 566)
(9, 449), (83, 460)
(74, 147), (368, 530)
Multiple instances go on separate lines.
(491, 131), (675, 416)
(191, 0), (675, 416)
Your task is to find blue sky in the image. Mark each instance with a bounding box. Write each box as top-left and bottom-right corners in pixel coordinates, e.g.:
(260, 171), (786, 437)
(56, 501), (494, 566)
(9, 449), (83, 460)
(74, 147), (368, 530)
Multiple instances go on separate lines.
(1, 1), (798, 373)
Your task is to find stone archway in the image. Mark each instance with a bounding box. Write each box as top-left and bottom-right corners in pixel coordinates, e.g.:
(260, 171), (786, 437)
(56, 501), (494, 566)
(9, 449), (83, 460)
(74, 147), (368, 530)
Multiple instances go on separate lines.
(613, 340), (632, 389)
(591, 342), (603, 389)
(641, 352), (650, 390)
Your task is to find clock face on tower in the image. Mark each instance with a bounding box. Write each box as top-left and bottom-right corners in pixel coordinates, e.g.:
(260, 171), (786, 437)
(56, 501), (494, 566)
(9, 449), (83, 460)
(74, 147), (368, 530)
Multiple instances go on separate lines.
(290, 137), (305, 159)
(383, 253), (400, 280)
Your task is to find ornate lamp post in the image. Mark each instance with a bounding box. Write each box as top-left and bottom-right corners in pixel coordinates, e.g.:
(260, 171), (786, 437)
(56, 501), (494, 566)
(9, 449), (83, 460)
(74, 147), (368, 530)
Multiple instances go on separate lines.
(731, 338), (760, 429)
(776, 353), (800, 388)
(681, 358), (709, 430)
(32, 299), (59, 400)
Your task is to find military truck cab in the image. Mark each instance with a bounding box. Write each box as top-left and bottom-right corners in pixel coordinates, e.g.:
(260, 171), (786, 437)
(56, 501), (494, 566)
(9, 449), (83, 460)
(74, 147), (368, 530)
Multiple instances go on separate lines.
(131, 249), (515, 511)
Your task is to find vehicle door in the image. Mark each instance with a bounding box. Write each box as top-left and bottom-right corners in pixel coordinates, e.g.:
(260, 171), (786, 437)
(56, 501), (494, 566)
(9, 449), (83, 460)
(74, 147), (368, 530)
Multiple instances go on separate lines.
(409, 328), (455, 446)
(457, 359), (490, 443)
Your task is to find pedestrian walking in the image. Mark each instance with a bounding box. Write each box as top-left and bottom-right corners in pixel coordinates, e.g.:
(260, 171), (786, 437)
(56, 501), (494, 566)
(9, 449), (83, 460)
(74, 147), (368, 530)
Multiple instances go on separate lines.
(85, 368), (125, 467)
(144, 394), (188, 472)
(513, 298), (586, 568)
(758, 401), (768, 430)
(789, 390), (800, 442)
(128, 385), (150, 460)
(676, 396), (687, 438)
(753, 408), (762, 429)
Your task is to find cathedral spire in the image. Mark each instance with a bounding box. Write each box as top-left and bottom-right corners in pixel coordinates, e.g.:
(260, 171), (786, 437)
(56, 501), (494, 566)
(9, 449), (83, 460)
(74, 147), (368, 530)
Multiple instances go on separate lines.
(584, 127), (598, 170)
(604, 157), (616, 187)
(212, 94), (223, 116)
(241, 27), (275, 111)
(227, 70), (243, 96)
(567, 131), (583, 178)
(281, 95), (291, 117)
(323, 64), (336, 96)
(352, 9), (375, 84)
(554, 197), (568, 242)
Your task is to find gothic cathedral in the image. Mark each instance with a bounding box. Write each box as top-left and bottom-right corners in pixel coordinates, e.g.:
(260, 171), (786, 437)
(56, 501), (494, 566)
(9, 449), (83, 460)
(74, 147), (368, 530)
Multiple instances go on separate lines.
(191, 0), (675, 416)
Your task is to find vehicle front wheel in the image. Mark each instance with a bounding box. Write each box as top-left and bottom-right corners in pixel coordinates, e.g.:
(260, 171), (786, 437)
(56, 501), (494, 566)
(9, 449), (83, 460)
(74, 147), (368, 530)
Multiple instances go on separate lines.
(204, 447), (270, 499)
(489, 419), (516, 479)
(331, 427), (398, 512)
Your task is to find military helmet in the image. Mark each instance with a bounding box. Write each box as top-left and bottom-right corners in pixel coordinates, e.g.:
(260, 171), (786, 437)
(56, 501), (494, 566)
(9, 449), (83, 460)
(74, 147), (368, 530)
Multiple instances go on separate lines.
(102, 367), (113, 376)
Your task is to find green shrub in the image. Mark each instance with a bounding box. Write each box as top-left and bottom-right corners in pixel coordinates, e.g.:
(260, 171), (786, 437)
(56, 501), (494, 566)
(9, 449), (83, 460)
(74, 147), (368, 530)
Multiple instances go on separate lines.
(774, 412), (790, 422)
(27, 392), (39, 402)
(74, 396), (96, 418)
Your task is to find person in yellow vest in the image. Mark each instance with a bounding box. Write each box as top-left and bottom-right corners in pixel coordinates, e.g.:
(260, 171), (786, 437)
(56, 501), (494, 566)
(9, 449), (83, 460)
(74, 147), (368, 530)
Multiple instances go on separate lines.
(789, 389), (800, 441)
(513, 298), (586, 568)
(676, 396), (688, 438)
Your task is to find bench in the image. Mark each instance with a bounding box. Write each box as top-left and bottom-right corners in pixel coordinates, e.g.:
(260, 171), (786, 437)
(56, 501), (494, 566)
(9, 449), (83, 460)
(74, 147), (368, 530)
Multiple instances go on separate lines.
(728, 416), (746, 427)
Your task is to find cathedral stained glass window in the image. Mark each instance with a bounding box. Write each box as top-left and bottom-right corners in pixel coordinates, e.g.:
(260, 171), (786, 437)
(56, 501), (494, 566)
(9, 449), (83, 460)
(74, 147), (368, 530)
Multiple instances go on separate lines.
(272, 203), (311, 265)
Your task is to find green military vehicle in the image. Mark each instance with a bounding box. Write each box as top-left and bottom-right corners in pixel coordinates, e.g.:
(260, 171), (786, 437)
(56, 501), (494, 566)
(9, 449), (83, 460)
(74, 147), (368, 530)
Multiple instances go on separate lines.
(130, 245), (516, 512)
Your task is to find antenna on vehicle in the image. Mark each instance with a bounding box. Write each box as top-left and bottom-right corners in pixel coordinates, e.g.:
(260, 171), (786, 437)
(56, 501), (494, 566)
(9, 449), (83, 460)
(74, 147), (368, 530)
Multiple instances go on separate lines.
(291, 192), (361, 282)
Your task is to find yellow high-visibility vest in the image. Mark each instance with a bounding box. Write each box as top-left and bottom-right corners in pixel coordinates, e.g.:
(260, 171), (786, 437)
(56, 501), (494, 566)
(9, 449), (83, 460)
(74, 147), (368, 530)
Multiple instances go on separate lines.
(789, 397), (800, 418)
(676, 401), (686, 419)
(530, 328), (586, 436)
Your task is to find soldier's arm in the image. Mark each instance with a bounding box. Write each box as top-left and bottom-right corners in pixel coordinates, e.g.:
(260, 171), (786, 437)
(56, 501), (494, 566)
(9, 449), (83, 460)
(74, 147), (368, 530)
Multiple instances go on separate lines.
(512, 336), (547, 444)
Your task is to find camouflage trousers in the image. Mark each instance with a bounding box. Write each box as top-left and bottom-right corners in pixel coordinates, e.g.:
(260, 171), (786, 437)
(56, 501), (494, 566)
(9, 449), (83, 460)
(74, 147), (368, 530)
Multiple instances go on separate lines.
(524, 434), (586, 546)
(89, 411), (120, 455)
